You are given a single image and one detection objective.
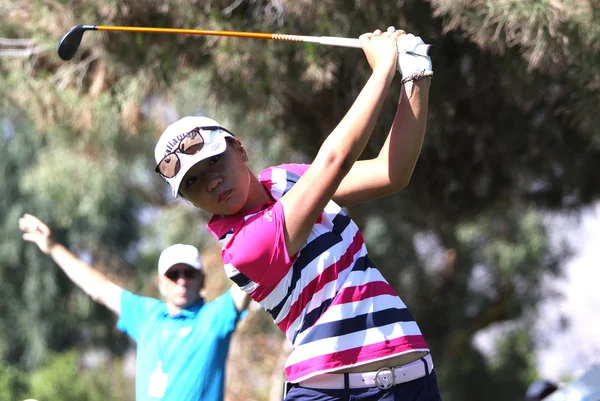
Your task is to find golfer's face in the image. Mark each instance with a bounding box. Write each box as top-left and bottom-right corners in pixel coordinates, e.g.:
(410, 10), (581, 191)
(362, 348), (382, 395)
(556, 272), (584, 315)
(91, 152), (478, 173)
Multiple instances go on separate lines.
(178, 143), (251, 215)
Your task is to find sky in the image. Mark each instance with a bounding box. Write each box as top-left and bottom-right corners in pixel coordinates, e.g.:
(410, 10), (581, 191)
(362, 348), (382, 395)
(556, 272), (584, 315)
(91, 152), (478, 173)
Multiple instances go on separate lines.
(535, 202), (600, 382)
(473, 202), (600, 383)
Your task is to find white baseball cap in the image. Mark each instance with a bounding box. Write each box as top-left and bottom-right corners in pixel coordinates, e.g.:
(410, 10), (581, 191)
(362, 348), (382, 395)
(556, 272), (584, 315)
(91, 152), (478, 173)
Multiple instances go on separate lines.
(157, 244), (204, 276)
(154, 116), (233, 197)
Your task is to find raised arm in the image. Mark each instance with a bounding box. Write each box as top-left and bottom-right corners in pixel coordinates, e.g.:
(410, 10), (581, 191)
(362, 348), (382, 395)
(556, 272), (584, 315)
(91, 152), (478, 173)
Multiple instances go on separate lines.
(230, 283), (251, 313)
(18, 214), (123, 315)
(333, 35), (433, 207)
(280, 28), (403, 256)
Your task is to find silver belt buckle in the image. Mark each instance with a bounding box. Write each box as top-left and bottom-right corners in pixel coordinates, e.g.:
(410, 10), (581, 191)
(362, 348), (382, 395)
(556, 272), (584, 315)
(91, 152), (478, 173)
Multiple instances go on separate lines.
(374, 367), (396, 390)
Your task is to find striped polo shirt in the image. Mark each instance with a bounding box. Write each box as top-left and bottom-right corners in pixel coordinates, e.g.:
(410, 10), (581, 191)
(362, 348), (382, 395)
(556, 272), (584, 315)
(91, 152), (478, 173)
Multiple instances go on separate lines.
(207, 164), (429, 383)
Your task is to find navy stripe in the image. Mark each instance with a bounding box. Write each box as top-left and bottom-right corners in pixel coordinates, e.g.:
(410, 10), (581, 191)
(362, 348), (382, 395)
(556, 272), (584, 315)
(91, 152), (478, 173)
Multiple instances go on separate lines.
(295, 214), (351, 271)
(271, 169), (299, 199)
(267, 213), (352, 320)
(351, 255), (372, 273)
(283, 170), (297, 195)
(291, 257), (374, 342)
(291, 296), (332, 344)
(299, 307), (416, 345)
(219, 229), (233, 241)
(230, 272), (252, 288)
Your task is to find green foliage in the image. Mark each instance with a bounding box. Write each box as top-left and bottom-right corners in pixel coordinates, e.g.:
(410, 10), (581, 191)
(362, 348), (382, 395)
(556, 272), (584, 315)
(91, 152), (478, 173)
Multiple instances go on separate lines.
(28, 351), (132, 401)
(29, 352), (90, 401)
(490, 328), (538, 396)
(1, 0), (598, 400)
(0, 106), (135, 368)
(0, 363), (29, 401)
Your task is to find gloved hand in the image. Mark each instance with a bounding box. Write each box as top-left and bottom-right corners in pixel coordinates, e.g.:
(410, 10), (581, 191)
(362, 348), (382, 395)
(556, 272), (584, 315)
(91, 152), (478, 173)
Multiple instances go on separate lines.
(396, 33), (433, 81)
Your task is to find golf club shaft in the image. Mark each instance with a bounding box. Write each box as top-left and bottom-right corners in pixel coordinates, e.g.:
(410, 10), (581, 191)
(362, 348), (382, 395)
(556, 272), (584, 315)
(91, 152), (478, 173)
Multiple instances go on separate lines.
(95, 25), (362, 48)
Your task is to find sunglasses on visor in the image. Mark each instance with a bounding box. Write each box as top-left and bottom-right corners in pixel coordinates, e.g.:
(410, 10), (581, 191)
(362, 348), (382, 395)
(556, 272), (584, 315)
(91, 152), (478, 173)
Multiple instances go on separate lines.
(155, 126), (233, 179)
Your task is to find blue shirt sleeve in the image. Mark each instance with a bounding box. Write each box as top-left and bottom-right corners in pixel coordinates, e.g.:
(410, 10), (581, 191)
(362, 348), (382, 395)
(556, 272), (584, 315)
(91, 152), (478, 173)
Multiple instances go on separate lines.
(116, 290), (163, 342)
(204, 289), (245, 337)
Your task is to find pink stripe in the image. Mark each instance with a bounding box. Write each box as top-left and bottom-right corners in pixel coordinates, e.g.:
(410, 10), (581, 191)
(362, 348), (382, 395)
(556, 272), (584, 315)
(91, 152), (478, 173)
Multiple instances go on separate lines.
(285, 335), (429, 382)
(277, 231), (365, 332)
(248, 279), (275, 302)
(331, 281), (399, 307)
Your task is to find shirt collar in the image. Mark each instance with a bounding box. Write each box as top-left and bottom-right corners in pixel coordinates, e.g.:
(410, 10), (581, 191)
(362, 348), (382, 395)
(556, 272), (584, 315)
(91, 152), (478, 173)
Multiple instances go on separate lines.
(207, 176), (274, 240)
(164, 297), (205, 318)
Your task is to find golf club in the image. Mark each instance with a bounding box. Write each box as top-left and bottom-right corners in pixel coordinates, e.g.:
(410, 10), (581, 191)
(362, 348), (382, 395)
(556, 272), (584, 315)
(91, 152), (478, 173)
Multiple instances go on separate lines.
(57, 24), (431, 61)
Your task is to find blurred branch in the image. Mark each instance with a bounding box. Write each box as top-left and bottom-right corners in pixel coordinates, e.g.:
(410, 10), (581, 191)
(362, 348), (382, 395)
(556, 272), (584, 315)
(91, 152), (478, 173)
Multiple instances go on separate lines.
(125, 185), (172, 207)
(221, 0), (244, 17)
(0, 48), (42, 57)
(0, 38), (36, 46)
(87, 242), (136, 286)
(0, 37), (41, 58)
(49, 54), (99, 90)
(469, 281), (515, 333)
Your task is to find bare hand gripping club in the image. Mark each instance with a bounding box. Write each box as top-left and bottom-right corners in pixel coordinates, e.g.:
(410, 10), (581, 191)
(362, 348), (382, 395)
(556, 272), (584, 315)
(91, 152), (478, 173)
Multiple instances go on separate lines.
(57, 24), (431, 61)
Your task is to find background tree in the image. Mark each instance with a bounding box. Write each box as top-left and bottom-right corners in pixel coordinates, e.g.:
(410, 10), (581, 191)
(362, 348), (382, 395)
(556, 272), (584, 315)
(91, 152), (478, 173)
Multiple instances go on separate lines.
(1, 0), (598, 400)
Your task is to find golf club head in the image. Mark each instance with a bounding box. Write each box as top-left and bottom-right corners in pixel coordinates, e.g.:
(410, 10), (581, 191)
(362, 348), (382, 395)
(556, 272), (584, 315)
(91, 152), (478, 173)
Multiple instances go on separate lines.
(57, 25), (96, 61)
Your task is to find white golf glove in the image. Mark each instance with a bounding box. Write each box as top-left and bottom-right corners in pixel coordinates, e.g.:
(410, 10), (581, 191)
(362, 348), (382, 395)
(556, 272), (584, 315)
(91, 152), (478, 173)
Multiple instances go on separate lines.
(396, 33), (433, 82)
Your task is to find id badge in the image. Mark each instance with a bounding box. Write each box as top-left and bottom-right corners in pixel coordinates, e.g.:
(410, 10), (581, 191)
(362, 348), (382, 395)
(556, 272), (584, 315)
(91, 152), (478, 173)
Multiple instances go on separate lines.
(148, 362), (168, 399)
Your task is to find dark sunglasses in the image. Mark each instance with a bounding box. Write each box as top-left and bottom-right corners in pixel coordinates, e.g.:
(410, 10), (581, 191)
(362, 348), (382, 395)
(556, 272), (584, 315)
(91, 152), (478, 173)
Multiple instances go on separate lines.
(155, 126), (233, 179)
(165, 268), (199, 281)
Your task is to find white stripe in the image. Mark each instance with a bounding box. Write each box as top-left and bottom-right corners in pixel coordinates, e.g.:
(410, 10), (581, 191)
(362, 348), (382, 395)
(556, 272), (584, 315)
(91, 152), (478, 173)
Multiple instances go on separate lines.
(285, 321), (423, 366)
(225, 263), (259, 294)
(323, 200), (343, 216)
(302, 217), (333, 246)
(241, 281), (260, 293)
(271, 221), (360, 324)
(272, 224), (362, 324)
(293, 293), (408, 345)
(302, 202), (345, 244)
(269, 168), (289, 200)
(258, 265), (294, 310)
(219, 232), (233, 246)
(269, 264), (323, 323)
(303, 262), (386, 317)
(283, 241), (366, 335)
(224, 262), (240, 278)
(289, 267), (397, 339)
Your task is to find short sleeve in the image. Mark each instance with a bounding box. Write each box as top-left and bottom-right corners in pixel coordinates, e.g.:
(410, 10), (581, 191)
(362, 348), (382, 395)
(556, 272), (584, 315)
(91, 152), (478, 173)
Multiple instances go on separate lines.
(203, 289), (245, 337)
(116, 290), (162, 342)
(277, 163), (310, 177)
(223, 201), (295, 289)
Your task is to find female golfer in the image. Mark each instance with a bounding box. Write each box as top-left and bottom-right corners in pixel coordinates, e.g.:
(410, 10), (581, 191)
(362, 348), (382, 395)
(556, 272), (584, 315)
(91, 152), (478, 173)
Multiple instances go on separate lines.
(154, 27), (440, 401)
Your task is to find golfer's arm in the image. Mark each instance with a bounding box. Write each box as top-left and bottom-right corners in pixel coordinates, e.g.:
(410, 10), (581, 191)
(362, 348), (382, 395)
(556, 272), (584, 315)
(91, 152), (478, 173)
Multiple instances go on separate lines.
(281, 69), (394, 255)
(48, 244), (123, 315)
(333, 78), (431, 207)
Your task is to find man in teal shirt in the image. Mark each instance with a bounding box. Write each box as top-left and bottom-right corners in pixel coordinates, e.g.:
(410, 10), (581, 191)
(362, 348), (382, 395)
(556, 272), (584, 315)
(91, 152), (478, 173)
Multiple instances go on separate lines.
(19, 213), (250, 401)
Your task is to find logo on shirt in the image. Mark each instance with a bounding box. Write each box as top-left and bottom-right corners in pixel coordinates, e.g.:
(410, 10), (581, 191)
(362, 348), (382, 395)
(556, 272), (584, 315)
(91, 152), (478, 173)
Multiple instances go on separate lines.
(177, 327), (192, 337)
(264, 210), (273, 222)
